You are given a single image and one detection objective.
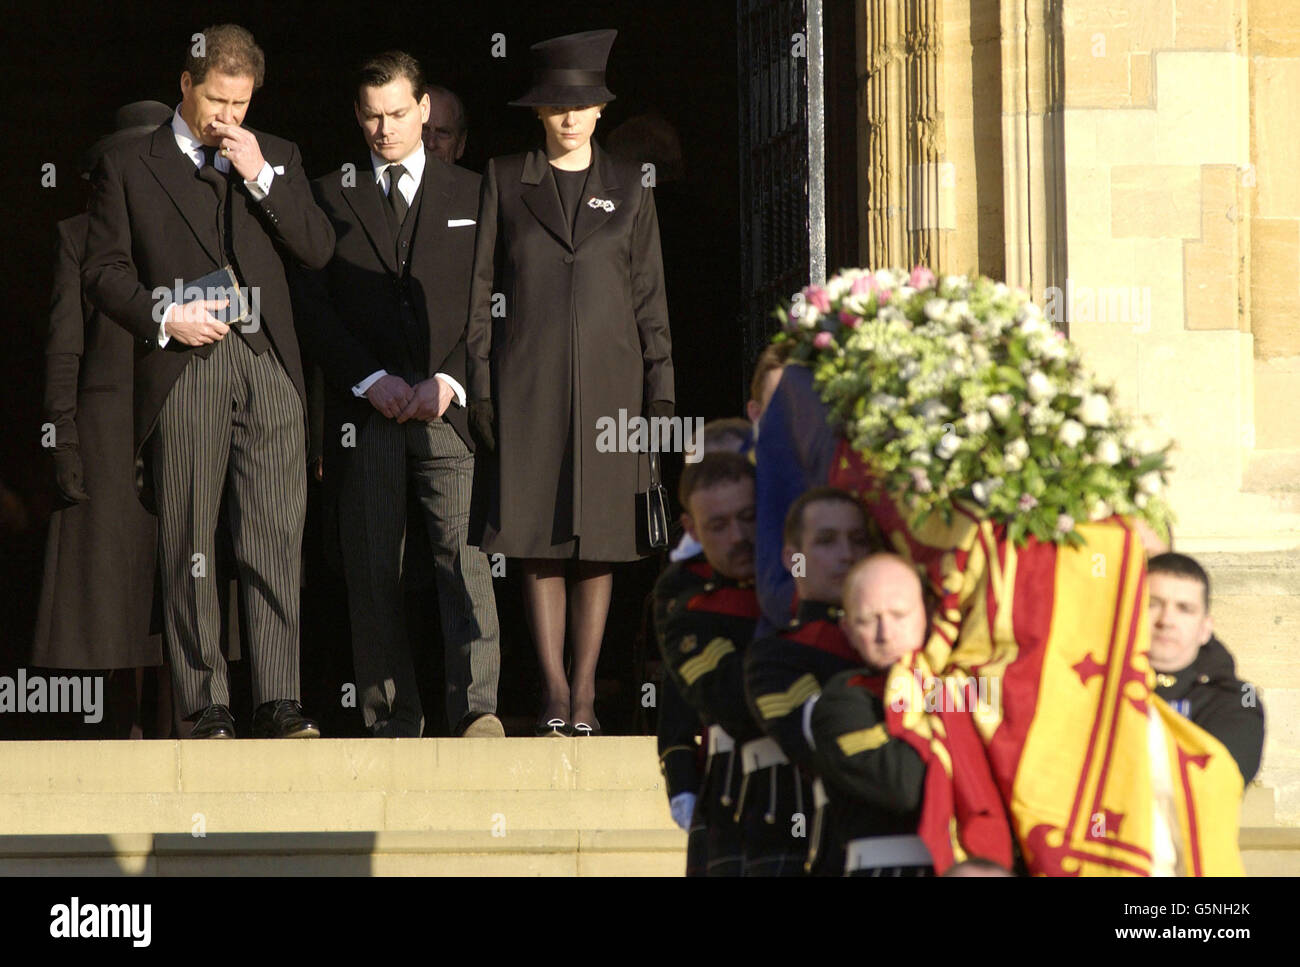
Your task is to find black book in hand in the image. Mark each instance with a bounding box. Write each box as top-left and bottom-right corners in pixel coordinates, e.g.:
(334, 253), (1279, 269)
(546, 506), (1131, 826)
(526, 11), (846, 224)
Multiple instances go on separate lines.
(178, 266), (250, 326)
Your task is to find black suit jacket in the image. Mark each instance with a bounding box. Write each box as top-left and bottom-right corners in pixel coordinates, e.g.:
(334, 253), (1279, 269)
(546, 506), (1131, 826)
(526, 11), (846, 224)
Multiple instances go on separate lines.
(293, 149), (481, 458)
(82, 122), (335, 459)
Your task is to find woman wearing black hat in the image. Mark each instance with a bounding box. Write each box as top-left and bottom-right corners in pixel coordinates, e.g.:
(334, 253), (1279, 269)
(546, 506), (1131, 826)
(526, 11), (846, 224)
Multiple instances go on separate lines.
(466, 29), (674, 736)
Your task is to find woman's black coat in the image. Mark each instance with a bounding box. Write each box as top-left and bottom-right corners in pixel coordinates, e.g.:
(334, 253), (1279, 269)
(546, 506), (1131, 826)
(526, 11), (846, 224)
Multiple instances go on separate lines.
(466, 142), (674, 561)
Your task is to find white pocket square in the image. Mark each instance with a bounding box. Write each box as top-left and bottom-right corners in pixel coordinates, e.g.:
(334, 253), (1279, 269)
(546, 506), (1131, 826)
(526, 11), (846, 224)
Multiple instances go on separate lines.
(447, 218), (476, 227)
(272, 165), (286, 175)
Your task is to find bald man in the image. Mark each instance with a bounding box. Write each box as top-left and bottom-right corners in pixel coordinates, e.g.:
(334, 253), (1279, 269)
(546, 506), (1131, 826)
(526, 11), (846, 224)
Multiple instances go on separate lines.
(808, 554), (933, 876)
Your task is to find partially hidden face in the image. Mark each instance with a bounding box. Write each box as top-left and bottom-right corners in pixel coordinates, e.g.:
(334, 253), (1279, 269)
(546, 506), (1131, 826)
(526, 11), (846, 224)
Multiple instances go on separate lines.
(181, 70), (255, 146)
(786, 499), (872, 605)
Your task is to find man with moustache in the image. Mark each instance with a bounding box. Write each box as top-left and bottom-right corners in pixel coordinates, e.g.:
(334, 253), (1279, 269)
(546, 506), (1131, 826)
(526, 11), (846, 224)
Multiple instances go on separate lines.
(810, 554), (933, 876)
(82, 24), (334, 739)
(742, 487), (874, 875)
(654, 452), (763, 875)
(292, 52), (501, 738)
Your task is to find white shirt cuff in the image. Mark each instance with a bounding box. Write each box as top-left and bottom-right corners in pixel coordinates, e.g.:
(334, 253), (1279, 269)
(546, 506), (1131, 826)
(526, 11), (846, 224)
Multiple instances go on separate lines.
(158, 302), (174, 348)
(352, 369), (387, 397)
(244, 162), (274, 201)
(434, 373), (467, 408)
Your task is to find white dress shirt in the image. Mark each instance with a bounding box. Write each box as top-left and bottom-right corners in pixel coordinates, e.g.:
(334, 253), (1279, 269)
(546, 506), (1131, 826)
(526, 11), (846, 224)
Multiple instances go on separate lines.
(157, 108), (275, 347)
(350, 144), (466, 410)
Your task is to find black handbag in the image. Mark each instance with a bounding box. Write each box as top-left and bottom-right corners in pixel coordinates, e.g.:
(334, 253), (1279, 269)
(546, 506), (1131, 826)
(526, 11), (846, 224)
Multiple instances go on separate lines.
(636, 449), (670, 554)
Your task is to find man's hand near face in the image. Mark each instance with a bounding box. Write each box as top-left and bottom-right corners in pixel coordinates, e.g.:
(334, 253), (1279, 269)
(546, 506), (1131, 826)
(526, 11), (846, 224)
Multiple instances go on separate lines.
(210, 120), (267, 182)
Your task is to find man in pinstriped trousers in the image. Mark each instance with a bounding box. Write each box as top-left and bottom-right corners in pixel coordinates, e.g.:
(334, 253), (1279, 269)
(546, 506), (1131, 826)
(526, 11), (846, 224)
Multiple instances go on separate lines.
(293, 53), (502, 738)
(83, 26), (335, 738)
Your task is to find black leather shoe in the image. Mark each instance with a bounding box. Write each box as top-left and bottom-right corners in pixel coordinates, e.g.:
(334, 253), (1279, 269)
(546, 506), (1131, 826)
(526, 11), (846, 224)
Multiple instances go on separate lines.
(253, 700), (320, 738)
(191, 704), (236, 739)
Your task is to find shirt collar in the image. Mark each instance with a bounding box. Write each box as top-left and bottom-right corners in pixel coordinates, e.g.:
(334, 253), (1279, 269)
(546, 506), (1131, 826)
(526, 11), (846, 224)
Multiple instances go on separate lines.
(172, 106), (228, 171)
(371, 144), (426, 186)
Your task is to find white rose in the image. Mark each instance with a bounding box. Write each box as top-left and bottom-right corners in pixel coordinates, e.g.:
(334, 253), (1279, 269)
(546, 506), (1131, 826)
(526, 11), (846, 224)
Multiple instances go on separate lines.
(1027, 371), (1053, 403)
(1095, 437), (1121, 465)
(1138, 471), (1163, 496)
(909, 449), (931, 466)
(965, 411), (992, 435)
(1078, 393), (1111, 427)
(971, 479), (999, 506)
(924, 298), (948, 320)
(987, 394), (1013, 421)
(1089, 499), (1112, 521)
(918, 399), (949, 423)
(1006, 438), (1030, 462)
(935, 434), (960, 460)
(870, 393), (901, 412)
(1058, 419), (1087, 448)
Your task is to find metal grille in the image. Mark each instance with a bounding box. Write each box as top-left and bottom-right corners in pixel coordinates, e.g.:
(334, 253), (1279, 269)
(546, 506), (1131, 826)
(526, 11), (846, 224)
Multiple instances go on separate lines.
(737, 0), (818, 381)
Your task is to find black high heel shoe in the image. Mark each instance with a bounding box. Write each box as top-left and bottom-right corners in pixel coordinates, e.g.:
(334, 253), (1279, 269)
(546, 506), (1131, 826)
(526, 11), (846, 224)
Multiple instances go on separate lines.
(535, 717), (569, 736)
(571, 719), (601, 737)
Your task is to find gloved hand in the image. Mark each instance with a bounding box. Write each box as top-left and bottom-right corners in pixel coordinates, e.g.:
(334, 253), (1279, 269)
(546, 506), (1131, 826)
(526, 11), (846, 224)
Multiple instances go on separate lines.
(468, 398), (495, 455)
(669, 791), (696, 832)
(646, 399), (674, 422)
(53, 447), (90, 503)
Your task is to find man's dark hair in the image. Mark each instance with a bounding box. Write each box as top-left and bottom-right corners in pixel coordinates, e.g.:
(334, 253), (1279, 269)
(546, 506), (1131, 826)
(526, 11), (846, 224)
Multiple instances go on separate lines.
(423, 84), (467, 134)
(185, 24), (266, 90)
(1148, 552), (1210, 610)
(750, 341), (792, 403)
(679, 452), (754, 512)
(701, 417), (752, 455)
(783, 487), (866, 549)
(357, 51), (425, 104)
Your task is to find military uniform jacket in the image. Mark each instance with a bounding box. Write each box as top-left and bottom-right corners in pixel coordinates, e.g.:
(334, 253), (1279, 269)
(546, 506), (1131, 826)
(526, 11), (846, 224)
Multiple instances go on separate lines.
(657, 670), (703, 799)
(653, 556), (762, 745)
(744, 600), (861, 771)
(1155, 636), (1265, 785)
(810, 668), (927, 843)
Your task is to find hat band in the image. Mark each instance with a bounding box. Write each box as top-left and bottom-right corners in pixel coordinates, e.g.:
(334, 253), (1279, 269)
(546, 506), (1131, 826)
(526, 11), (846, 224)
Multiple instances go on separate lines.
(533, 68), (606, 87)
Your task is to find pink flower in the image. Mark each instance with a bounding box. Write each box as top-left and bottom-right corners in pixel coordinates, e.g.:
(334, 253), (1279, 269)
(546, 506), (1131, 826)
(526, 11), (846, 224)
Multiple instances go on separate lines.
(878, 289), (892, 305)
(1056, 513), (1075, 533)
(1017, 493), (1038, 512)
(909, 265), (936, 289)
(851, 274), (878, 296)
(909, 468), (933, 493)
(813, 331), (833, 349)
(838, 310), (859, 328)
(806, 286), (831, 314)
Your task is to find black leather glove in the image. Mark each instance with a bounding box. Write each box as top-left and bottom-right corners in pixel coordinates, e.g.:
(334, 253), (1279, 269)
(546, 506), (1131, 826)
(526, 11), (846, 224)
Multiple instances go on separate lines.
(646, 399), (674, 421)
(53, 446), (90, 503)
(468, 399), (496, 455)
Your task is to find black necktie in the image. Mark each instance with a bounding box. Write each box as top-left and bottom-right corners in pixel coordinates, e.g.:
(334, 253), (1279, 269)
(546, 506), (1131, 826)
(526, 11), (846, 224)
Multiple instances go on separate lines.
(386, 163), (409, 224)
(197, 144), (228, 200)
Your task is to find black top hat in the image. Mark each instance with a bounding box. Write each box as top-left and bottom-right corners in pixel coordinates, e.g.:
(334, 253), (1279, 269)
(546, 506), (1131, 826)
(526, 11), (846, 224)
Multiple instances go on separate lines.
(81, 100), (175, 176)
(509, 29), (617, 108)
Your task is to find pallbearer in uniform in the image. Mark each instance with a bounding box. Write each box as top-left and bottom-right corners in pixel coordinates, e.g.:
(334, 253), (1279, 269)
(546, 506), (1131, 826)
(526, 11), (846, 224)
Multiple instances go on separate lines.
(654, 453), (762, 876)
(656, 672), (703, 872)
(810, 554), (933, 876)
(742, 487), (872, 875)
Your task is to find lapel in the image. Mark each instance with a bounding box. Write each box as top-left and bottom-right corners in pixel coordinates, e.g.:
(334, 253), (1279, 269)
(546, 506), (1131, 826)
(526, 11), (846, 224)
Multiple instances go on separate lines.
(411, 148), (451, 276)
(142, 124), (223, 266)
(340, 156), (400, 276)
(520, 148), (572, 251)
(570, 141), (620, 251)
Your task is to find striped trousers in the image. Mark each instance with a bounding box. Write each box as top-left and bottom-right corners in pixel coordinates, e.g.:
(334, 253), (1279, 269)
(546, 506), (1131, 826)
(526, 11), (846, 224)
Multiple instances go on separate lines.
(339, 414), (500, 735)
(152, 333), (305, 717)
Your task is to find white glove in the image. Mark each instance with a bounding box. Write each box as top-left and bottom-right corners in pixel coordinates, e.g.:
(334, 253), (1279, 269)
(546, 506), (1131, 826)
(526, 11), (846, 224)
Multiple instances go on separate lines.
(669, 792), (697, 832)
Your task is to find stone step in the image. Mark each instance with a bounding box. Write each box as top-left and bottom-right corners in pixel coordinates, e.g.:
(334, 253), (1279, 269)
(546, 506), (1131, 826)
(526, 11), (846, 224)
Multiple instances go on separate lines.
(1243, 449), (1300, 495)
(0, 830), (688, 877)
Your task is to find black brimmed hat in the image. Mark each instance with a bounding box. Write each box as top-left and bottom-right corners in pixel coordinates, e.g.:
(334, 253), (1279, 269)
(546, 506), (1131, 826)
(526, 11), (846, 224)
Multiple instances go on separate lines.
(81, 100), (174, 176)
(509, 29), (617, 108)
